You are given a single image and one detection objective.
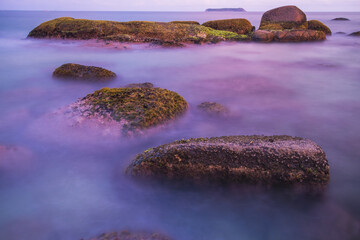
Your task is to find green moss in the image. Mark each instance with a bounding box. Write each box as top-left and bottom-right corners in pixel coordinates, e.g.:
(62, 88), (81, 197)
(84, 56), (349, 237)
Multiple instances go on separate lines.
(260, 21), (308, 30)
(202, 19), (253, 34)
(307, 20), (332, 35)
(82, 87), (188, 131)
(53, 63), (116, 81)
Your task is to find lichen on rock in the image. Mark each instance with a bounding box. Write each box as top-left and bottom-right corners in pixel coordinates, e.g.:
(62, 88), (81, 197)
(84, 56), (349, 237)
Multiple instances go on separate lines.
(53, 63), (116, 81)
(126, 135), (330, 185)
(307, 20), (332, 35)
(202, 18), (253, 35)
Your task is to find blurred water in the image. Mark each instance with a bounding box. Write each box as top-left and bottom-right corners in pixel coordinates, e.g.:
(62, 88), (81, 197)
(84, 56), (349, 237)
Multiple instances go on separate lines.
(0, 10), (360, 240)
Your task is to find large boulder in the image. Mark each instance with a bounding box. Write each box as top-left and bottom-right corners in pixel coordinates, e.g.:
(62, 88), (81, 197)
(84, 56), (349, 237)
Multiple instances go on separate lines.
(53, 63), (116, 81)
(252, 30), (275, 42)
(259, 5), (307, 30)
(82, 230), (171, 240)
(202, 18), (253, 34)
(308, 20), (332, 35)
(27, 17), (249, 45)
(64, 87), (188, 134)
(274, 29), (326, 42)
(126, 135), (330, 184)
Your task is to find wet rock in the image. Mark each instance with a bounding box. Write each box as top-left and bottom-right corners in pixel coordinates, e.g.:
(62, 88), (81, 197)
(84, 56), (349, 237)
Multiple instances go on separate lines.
(332, 17), (350, 21)
(27, 17), (249, 45)
(202, 18), (253, 35)
(336, 32), (346, 34)
(53, 63), (116, 81)
(307, 20), (332, 35)
(349, 31), (360, 36)
(169, 21), (200, 25)
(273, 30), (326, 42)
(126, 135), (330, 185)
(197, 102), (229, 116)
(66, 87), (188, 135)
(125, 82), (154, 88)
(259, 5), (307, 30)
(252, 30), (275, 42)
(83, 230), (171, 240)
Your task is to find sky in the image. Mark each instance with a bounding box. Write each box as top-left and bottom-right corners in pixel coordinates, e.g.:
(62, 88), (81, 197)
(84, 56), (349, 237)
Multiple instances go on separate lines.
(0, 0), (359, 12)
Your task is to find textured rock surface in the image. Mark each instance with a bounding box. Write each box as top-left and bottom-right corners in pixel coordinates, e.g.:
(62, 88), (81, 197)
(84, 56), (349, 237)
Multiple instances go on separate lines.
(125, 82), (154, 88)
(273, 30), (326, 42)
(66, 87), (188, 134)
(308, 20), (332, 35)
(82, 230), (171, 240)
(260, 5), (307, 30)
(252, 30), (275, 42)
(27, 17), (249, 45)
(126, 135), (330, 184)
(53, 63), (116, 81)
(197, 102), (229, 116)
(202, 18), (253, 34)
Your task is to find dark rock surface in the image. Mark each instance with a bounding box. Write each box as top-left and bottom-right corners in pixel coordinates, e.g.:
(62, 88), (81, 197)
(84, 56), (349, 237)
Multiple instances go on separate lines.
(197, 102), (229, 116)
(273, 30), (326, 42)
(260, 5), (307, 30)
(169, 21), (200, 25)
(53, 63), (116, 81)
(349, 31), (360, 36)
(82, 230), (171, 240)
(125, 82), (154, 88)
(126, 135), (330, 185)
(331, 17), (350, 21)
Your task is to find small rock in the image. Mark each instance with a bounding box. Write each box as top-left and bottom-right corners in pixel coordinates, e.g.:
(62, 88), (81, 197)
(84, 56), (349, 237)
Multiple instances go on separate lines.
(331, 17), (350, 21)
(349, 31), (360, 37)
(53, 63), (116, 81)
(125, 82), (154, 88)
(197, 102), (229, 116)
(83, 230), (171, 240)
(335, 32), (346, 34)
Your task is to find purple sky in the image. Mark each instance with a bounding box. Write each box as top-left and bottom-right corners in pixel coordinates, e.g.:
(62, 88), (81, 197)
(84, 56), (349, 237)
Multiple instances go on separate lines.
(0, 0), (359, 11)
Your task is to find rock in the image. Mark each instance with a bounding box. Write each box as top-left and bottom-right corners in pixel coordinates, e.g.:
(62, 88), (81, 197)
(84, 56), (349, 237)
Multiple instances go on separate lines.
(332, 17), (350, 21)
(260, 5), (307, 30)
(206, 8), (246, 12)
(169, 21), (200, 25)
(202, 19), (253, 35)
(252, 30), (275, 42)
(53, 63), (116, 81)
(66, 87), (188, 135)
(349, 31), (360, 36)
(126, 135), (330, 184)
(125, 82), (154, 88)
(197, 102), (229, 116)
(27, 17), (249, 45)
(274, 30), (326, 42)
(82, 230), (171, 240)
(307, 20), (332, 35)
(335, 32), (346, 34)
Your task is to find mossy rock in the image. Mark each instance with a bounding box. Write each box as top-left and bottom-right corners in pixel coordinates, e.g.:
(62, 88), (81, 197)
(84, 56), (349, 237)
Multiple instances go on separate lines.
(197, 102), (229, 116)
(28, 17), (249, 45)
(72, 87), (188, 134)
(274, 30), (326, 42)
(331, 17), (350, 21)
(308, 20), (332, 35)
(126, 135), (330, 185)
(202, 18), (253, 34)
(259, 23), (284, 31)
(349, 31), (360, 36)
(259, 5), (308, 30)
(125, 82), (154, 88)
(169, 21), (200, 25)
(83, 230), (171, 240)
(53, 63), (116, 81)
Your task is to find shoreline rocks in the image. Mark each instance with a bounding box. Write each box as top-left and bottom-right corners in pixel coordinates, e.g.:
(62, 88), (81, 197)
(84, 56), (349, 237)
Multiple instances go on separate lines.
(53, 63), (116, 81)
(65, 87), (188, 135)
(126, 135), (330, 185)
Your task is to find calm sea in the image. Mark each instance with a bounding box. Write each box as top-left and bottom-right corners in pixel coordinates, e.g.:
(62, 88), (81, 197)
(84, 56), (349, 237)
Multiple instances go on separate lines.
(0, 10), (360, 240)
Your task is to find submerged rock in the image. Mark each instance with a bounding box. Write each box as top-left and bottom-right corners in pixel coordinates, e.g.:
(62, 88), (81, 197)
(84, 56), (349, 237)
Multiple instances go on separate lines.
(252, 30), (275, 42)
(83, 230), (171, 240)
(202, 18), (253, 35)
(53, 63), (116, 81)
(125, 82), (154, 88)
(66, 87), (188, 134)
(126, 135), (330, 184)
(259, 5), (307, 30)
(331, 17), (350, 21)
(307, 20), (332, 35)
(349, 31), (360, 36)
(169, 21), (200, 25)
(197, 102), (229, 116)
(27, 17), (249, 45)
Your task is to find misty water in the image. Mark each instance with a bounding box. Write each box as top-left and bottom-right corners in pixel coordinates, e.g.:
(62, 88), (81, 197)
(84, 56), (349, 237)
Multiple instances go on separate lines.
(0, 10), (360, 240)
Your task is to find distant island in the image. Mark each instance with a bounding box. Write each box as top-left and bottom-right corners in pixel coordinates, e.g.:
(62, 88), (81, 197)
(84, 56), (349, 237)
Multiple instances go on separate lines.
(205, 8), (246, 12)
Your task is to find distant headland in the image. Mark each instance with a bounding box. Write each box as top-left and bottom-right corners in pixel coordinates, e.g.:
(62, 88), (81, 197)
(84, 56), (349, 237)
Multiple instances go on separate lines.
(205, 8), (246, 12)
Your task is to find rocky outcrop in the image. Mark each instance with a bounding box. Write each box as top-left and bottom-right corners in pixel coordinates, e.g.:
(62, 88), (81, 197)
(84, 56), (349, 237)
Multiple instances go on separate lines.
(125, 82), (154, 88)
(126, 135), (330, 185)
(202, 19), (253, 35)
(53, 63), (116, 81)
(169, 21), (200, 25)
(27, 17), (249, 45)
(273, 30), (326, 42)
(82, 230), (171, 240)
(308, 20), (332, 35)
(65, 87), (188, 135)
(349, 31), (360, 36)
(252, 30), (275, 42)
(332, 17), (350, 21)
(259, 5), (307, 30)
(197, 102), (229, 116)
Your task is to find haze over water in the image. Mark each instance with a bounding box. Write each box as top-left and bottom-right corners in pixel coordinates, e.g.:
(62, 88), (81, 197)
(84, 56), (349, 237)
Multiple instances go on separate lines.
(0, 10), (360, 240)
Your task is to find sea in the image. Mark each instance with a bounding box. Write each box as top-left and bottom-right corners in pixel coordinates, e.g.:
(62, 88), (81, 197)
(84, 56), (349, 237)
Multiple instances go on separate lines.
(0, 10), (359, 240)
